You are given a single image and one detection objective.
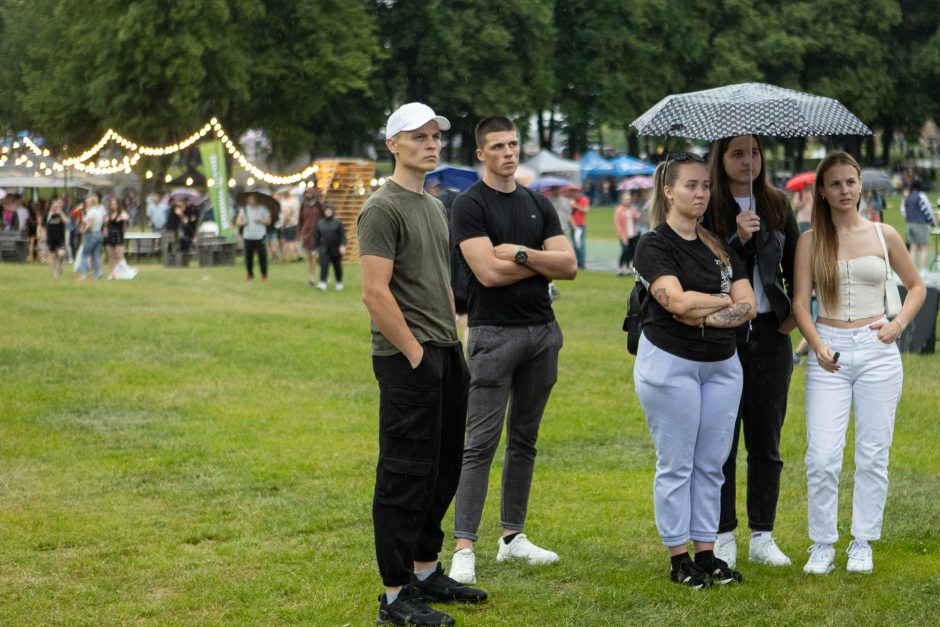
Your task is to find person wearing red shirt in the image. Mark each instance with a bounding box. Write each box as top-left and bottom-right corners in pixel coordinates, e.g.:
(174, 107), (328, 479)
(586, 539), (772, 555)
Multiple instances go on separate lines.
(570, 192), (589, 269)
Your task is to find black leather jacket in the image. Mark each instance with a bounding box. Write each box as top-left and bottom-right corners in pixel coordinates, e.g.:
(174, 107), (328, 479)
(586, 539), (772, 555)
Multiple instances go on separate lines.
(704, 200), (800, 325)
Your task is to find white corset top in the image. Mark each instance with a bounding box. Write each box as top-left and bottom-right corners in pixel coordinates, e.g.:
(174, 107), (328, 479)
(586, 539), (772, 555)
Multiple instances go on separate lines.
(816, 255), (887, 322)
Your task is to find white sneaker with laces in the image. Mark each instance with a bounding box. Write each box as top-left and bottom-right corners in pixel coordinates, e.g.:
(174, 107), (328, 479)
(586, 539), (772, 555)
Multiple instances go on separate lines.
(335, 282), (344, 291)
(496, 533), (559, 565)
(714, 535), (737, 569)
(448, 548), (477, 584)
(749, 536), (792, 566)
(846, 540), (873, 573)
(317, 281), (327, 291)
(803, 543), (835, 575)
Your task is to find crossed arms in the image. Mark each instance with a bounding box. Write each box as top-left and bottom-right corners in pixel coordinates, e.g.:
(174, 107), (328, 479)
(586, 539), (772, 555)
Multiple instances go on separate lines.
(649, 275), (756, 329)
(458, 234), (577, 288)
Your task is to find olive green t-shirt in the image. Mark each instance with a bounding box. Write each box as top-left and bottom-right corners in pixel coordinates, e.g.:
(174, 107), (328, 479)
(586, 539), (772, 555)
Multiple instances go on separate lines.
(357, 180), (459, 356)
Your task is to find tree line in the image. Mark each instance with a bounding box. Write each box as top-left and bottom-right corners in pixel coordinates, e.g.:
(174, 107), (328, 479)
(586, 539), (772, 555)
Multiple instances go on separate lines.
(1, 0), (939, 169)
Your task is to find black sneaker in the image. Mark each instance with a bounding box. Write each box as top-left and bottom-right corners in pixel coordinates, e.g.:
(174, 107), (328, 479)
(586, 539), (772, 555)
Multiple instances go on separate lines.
(377, 584), (455, 626)
(695, 553), (743, 585)
(411, 563), (488, 604)
(670, 555), (713, 589)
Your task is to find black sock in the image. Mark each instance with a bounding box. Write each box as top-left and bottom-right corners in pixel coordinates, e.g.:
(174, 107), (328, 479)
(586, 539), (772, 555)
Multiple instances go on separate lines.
(502, 532), (522, 545)
(694, 550), (714, 564)
(671, 552), (690, 569)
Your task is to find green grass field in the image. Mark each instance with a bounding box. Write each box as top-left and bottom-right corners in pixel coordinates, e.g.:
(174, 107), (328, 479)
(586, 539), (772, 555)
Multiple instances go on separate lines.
(1, 242), (938, 624)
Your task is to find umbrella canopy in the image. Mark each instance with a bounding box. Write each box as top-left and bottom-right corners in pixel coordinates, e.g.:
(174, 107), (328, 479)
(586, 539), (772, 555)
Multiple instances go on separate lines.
(579, 150), (608, 170)
(617, 175), (654, 191)
(168, 188), (203, 203)
(528, 177), (580, 192)
(631, 82), (872, 141)
(235, 190), (280, 224)
(785, 171), (816, 191)
(861, 169), (893, 191)
(522, 149), (581, 178)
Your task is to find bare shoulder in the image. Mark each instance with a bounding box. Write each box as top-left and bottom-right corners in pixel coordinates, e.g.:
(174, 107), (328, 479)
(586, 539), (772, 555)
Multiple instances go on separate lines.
(796, 229), (814, 246)
(878, 222), (904, 244)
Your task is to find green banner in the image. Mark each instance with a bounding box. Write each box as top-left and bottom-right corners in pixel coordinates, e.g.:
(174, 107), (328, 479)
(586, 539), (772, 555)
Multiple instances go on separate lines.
(199, 140), (232, 238)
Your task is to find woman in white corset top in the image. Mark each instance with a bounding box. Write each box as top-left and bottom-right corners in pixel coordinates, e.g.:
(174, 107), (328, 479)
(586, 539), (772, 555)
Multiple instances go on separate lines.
(793, 151), (925, 576)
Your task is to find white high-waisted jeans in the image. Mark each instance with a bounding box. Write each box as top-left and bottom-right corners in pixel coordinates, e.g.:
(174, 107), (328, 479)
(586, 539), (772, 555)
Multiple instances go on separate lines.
(634, 333), (742, 546)
(805, 320), (903, 544)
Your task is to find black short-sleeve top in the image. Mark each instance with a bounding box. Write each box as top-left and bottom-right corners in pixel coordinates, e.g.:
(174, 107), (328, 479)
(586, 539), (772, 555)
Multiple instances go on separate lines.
(634, 223), (746, 362)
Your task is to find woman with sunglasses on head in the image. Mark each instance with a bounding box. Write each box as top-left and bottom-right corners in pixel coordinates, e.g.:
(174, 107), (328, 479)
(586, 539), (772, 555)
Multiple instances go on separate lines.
(704, 135), (801, 569)
(793, 151), (924, 575)
(633, 152), (756, 588)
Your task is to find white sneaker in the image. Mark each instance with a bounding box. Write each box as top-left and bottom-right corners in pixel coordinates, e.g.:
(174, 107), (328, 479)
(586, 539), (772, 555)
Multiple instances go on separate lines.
(316, 281), (327, 291)
(749, 536), (792, 566)
(846, 540), (873, 574)
(335, 282), (344, 291)
(496, 533), (559, 565)
(714, 535), (737, 569)
(449, 548), (477, 584)
(803, 543), (835, 575)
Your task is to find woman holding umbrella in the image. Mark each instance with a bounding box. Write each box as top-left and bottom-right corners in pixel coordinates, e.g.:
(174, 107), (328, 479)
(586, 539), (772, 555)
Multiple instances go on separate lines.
(794, 151), (924, 574)
(705, 135), (801, 570)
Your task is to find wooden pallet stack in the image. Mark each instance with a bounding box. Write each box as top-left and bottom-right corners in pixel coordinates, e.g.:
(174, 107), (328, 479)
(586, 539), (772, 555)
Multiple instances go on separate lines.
(314, 159), (375, 261)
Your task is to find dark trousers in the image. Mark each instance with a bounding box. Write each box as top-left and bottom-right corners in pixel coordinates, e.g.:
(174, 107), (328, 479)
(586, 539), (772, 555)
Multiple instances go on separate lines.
(372, 344), (469, 586)
(244, 238), (268, 278)
(619, 235), (639, 268)
(719, 313), (793, 533)
(319, 246), (343, 283)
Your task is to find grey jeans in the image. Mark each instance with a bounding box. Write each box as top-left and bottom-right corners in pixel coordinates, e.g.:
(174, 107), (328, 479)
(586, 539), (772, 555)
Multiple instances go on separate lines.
(453, 321), (563, 541)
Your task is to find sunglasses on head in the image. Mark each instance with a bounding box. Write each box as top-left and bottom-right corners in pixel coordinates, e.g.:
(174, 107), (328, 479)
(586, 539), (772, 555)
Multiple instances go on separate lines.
(666, 151), (705, 165)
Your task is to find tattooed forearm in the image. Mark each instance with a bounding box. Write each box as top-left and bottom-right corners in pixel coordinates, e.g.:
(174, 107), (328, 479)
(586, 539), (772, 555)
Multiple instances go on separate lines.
(705, 302), (753, 328)
(653, 288), (669, 308)
(689, 303), (729, 313)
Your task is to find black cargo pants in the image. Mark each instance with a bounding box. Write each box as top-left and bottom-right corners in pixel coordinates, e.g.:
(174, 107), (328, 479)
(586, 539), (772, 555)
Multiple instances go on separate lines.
(372, 343), (469, 586)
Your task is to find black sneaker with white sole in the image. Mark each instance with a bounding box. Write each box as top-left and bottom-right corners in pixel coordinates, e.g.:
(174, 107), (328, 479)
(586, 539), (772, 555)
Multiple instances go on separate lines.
(670, 555), (713, 589)
(411, 563), (488, 603)
(695, 552), (743, 585)
(376, 584), (455, 626)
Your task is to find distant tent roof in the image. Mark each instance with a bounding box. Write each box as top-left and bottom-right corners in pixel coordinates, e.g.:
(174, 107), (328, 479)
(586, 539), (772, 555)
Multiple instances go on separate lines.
(521, 149), (580, 178)
(584, 155), (656, 177)
(425, 164), (479, 192)
(579, 150), (607, 170)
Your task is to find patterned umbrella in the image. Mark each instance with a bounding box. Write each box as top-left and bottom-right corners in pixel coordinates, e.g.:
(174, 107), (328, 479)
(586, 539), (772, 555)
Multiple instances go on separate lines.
(617, 175), (654, 191)
(631, 83), (871, 141)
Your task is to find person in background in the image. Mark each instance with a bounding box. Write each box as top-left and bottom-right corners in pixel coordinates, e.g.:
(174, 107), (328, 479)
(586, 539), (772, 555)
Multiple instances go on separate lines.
(180, 197), (199, 252)
(634, 152), (755, 588)
(77, 193), (106, 281)
(103, 196), (130, 278)
(570, 190), (589, 269)
(266, 197), (282, 264)
(705, 135), (801, 570)
(615, 190), (640, 276)
(44, 199), (69, 277)
(793, 151), (925, 575)
(298, 185), (325, 286)
(14, 195), (30, 238)
(1, 195), (16, 230)
(277, 189), (301, 262)
(235, 193), (270, 281)
(146, 192), (168, 233)
(902, 179), (937, 275)
(68, 199), (84, 262)
(314, 203), (347, 291)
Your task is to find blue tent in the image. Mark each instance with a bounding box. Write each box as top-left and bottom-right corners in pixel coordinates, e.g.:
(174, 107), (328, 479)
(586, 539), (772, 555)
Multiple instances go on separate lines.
(584, 155), (655, 178)
(425, 164), (480, 192)
(579, 150), (607, 170)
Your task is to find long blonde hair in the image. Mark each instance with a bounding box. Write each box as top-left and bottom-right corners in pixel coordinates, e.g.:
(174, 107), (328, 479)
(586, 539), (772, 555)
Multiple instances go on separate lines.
(650, 158), (729, 266)
(811, 151), (861, 312)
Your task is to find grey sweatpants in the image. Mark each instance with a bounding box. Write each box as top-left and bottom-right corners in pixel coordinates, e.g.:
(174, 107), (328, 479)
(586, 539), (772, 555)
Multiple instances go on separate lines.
(453, 321), (563, 541)
(634, 333), (742, 547)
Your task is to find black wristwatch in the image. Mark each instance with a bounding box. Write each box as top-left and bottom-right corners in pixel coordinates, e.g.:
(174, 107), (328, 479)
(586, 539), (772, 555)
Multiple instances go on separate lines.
(514, 246), (528, 265)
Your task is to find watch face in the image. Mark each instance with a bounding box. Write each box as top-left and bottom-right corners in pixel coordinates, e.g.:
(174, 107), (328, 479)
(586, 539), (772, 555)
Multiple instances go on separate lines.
(515, 250), (527, 264)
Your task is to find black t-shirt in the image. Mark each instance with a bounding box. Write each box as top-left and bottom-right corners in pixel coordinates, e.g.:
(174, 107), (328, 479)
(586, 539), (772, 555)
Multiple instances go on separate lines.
(451, 181), (564, 327)
(634, 223), (746, 362)
(45, 212), (66, 243)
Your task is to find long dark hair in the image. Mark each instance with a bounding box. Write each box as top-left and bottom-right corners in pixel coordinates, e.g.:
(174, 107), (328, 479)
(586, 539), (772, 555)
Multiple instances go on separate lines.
(707, 135), (789, 239)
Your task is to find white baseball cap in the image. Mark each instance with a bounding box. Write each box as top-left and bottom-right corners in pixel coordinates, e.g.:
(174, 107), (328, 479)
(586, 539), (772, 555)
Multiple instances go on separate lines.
(385, 102), (451, 139)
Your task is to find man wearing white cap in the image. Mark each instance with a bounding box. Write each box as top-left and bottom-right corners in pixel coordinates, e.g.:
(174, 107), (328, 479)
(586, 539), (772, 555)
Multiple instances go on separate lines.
(358, 103), (487, 626)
